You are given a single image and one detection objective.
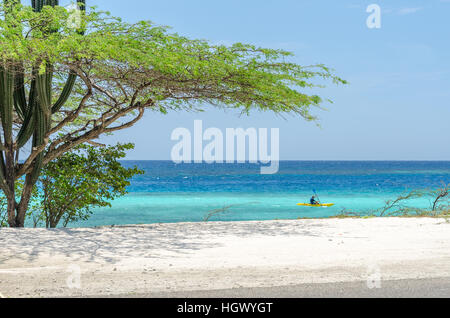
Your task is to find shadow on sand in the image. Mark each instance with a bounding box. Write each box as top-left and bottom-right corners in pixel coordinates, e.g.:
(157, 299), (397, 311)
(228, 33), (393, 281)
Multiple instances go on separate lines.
(0, 220), (327, 265)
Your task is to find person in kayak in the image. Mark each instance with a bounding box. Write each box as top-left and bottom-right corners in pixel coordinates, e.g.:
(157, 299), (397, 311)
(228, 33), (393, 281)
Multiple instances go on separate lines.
(310, 195), (319, 205)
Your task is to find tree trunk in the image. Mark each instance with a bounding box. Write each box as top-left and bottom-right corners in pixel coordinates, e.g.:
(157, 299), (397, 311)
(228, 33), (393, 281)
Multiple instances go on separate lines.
(50, 219), (58, 229)
(15, 176), (36, 228)
(5, 146), (18, 227)
(4, 172), (39, 228)
(6, 193), (17, 227)
(4, 146), (38, 228)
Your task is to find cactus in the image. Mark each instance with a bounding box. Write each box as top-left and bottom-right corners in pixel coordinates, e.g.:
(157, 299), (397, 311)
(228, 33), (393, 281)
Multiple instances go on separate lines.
(0, 0), (86, 226)
(18, 1), (85, 180)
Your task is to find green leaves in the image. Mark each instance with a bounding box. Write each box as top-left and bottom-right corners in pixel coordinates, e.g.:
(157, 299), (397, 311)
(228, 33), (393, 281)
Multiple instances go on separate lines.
(0, 3), (345, 122)
(36, 143), (143, 228)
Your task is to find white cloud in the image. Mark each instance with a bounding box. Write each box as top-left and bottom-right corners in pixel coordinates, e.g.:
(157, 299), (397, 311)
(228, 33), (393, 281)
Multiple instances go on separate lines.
(398, 7), (423, 15)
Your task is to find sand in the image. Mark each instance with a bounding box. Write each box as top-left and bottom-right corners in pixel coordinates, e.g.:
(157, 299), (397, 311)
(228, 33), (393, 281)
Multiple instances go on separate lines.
(0, 217), (449, 298)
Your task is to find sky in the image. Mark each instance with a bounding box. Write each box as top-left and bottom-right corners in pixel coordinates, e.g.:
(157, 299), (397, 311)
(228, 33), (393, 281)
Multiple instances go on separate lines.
(61, 0), (450, 160)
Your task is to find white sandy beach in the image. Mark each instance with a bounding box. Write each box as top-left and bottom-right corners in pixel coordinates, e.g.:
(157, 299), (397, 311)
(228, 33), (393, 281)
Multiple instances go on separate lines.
(0, 217), (449, 298)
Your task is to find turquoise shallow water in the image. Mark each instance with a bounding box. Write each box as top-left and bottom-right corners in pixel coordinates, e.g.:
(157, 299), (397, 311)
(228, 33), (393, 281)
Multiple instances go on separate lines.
(71, 161), (450, 228)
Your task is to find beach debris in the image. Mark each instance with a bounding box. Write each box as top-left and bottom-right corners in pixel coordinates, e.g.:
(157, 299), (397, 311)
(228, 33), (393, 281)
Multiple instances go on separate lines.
(203, 202), (260, 222)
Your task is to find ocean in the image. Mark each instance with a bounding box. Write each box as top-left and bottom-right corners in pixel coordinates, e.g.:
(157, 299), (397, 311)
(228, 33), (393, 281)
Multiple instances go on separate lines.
(74, 161), (450, 227)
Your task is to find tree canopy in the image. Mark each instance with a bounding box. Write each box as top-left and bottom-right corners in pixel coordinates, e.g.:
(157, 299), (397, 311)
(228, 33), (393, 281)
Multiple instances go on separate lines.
(0, 1), (346, 227)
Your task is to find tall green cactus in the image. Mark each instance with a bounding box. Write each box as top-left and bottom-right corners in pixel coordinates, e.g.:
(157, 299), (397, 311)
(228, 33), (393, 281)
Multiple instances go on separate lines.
(19, 1), (85, 183)
(0, 0), (86, 227)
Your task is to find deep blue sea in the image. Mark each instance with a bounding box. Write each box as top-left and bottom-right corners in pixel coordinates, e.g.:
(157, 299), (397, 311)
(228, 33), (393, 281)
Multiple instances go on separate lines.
(72, 161), (450, 227)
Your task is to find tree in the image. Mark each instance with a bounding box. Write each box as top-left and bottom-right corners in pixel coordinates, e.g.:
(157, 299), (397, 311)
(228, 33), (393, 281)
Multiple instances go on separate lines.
(338, 184), (450, 218)
(0, 1), (346, 227)
(0, 178), (40, 227)
(27, 143), (143, 228)
(0, 143), (142, 228)
(430, 183), (449, 213)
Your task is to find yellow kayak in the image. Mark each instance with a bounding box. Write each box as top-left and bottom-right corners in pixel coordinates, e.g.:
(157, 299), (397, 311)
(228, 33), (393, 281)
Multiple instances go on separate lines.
(297, 203), (335, 207)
